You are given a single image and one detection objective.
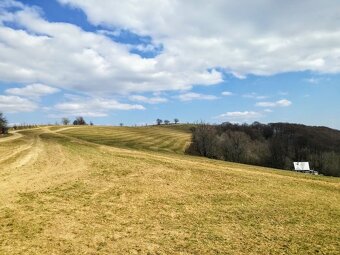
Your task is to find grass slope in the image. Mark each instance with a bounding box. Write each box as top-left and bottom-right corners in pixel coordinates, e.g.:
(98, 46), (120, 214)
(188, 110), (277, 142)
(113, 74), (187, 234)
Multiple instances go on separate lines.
(58, 125), (192, 154)
(0, 126), (339, 254)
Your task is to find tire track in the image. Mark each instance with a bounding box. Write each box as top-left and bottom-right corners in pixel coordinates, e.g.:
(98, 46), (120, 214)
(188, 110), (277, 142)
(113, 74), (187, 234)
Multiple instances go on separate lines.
(0, 131), (23, 143)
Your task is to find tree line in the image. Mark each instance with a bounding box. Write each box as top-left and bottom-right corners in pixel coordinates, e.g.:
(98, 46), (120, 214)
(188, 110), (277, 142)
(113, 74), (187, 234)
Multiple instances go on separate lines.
(0, 112), (8, 134)
(61, 117), (93, 126)
(186, 122), (340, 177)
(1, 112), (39, 134)
(156, 118), (179, 125)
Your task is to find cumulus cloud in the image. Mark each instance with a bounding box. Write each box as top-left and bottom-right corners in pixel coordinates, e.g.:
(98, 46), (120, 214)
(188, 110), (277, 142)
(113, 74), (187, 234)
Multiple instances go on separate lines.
(221, 91), (234, 96)
(0, 95), (37, 112)
(0, 0), (339, 100)
(177, 92), (218, 102)
(129, 95), (168, 104)
(0, 1), (222, 95)
(52, 96), (145, 117)
(215, 111), (262, 122)
(0, 0), (339, 120)
(5, 83), (59, 98)
(256, 99), (292, 107)
(59, 0), (340, 77)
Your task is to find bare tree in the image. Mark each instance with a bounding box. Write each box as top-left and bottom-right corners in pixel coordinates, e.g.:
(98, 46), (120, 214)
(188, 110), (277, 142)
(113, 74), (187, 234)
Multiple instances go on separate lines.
(156, 119), (163, 125)
(174, 118), (179, 124)
(61, 117), (70, 125)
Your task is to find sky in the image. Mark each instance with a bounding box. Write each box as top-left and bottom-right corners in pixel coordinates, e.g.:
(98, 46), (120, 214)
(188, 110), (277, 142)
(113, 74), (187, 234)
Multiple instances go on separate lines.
(0, 0), (339, 128)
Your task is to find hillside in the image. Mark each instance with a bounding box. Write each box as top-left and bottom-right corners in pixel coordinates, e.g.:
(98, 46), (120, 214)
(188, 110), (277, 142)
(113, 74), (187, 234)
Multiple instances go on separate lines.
(0, 126), (339, 254)
(57, 125), (192, 154)
(187, 122), (340, 176)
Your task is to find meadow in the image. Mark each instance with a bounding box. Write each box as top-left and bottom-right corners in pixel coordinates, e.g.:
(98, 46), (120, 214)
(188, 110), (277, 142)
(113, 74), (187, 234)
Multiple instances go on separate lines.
(0, 126), (339, 254)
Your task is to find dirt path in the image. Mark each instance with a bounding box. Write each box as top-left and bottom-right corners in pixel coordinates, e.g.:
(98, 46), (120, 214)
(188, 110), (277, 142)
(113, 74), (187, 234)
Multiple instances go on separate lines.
(54, 126), (78, 133)
(0, 142), (33, 165)
(0, 128), (88, 204)
(0, 131), (23, 143)
(10, 134), (43, 169)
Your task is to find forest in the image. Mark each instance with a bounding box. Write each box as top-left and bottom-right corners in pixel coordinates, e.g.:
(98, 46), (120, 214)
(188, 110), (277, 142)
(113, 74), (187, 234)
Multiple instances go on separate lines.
(186, 122), (340, 177)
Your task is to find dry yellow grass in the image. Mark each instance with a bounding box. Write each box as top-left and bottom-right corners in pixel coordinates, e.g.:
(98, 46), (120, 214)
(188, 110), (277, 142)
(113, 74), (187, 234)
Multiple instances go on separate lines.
(0, 126), (339, 254)
(57, 125), (192, 154)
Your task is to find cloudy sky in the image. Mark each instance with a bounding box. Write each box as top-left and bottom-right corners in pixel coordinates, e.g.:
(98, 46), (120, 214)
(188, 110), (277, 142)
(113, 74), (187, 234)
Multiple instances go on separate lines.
(0, 0), (339, 128)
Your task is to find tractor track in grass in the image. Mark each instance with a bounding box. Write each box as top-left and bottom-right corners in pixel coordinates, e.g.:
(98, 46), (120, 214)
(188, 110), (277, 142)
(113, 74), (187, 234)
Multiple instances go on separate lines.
(0, 142), (33, 165)
(0, 131), (23, 143)
(0, 127), (88, 204)
(0, 126), (339, 254)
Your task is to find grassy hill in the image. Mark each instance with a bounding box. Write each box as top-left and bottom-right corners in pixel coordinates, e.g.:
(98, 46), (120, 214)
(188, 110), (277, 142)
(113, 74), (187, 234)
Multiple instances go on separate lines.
(57, 125), (192, 154)
(0, 126), (339, 254)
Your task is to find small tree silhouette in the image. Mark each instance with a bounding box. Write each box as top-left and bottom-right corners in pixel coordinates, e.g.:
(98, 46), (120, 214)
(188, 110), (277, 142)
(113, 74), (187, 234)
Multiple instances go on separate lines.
(61, 117), (70, 125)
(0, 112), (7, 127)
(174, 118), (179, 124)
(0, 112), (8, 134)
(156, 119), (163, 125)
(164, 120), (170, 125)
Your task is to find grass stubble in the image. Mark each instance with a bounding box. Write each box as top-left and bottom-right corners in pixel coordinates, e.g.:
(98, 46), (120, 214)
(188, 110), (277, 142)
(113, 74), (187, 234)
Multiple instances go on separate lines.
(0, 126), (339, 254)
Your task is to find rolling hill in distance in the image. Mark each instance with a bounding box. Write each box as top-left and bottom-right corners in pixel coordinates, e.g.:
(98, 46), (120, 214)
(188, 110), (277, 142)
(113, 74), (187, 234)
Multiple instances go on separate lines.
(0, 125), (339, 254)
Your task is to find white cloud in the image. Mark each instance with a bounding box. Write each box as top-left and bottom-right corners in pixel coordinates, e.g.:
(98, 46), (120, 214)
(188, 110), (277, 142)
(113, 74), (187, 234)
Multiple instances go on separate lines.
(256, 99), (292, 107)
(264, 109), (273, 113)
(5, 83), (59, 98)
(0, 95), (37, 112)
(53, 96), (145, 117)
(243, 93), (268, 100)
(0, 2), (222, 95)
(59, 0), (340, 78)
(0, 0), (23, 9)
(304, 77), (329, 84)
(0, 0), (339, 100)
(215, 111), (262, 122)
(221, 91), (234, 96)
(129, 95), (168, 104)
(97, 29), (121, 37)
(177, 92), (218, 102)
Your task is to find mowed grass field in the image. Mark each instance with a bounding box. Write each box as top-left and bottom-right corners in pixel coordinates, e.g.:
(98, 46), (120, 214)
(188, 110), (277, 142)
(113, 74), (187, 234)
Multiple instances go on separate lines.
(58, 125), (192, 154)
(0, 126), (339, 254)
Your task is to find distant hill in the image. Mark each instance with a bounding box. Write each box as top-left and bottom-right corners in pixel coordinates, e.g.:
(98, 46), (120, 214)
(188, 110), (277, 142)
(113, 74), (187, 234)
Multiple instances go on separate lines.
(186, 122), (340, 177)
(57, 124), (192, 154)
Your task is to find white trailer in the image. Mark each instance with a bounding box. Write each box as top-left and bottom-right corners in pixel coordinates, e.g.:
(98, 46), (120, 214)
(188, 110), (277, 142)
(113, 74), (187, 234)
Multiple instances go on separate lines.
(293, 162), (318, 175)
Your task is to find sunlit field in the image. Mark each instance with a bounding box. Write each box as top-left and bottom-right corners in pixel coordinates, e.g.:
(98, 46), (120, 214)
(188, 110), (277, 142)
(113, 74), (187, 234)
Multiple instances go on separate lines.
(0, 126), (339, 254)
(57, 125), (192, 154)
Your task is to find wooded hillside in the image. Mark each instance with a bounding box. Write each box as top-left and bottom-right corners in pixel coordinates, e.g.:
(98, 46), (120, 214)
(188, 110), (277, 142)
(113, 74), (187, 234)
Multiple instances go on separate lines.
(186, 122), (340, 177)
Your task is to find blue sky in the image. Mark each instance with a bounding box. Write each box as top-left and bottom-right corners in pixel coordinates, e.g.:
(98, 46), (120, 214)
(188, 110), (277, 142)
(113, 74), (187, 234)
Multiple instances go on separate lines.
(0, 0), (339, 128)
